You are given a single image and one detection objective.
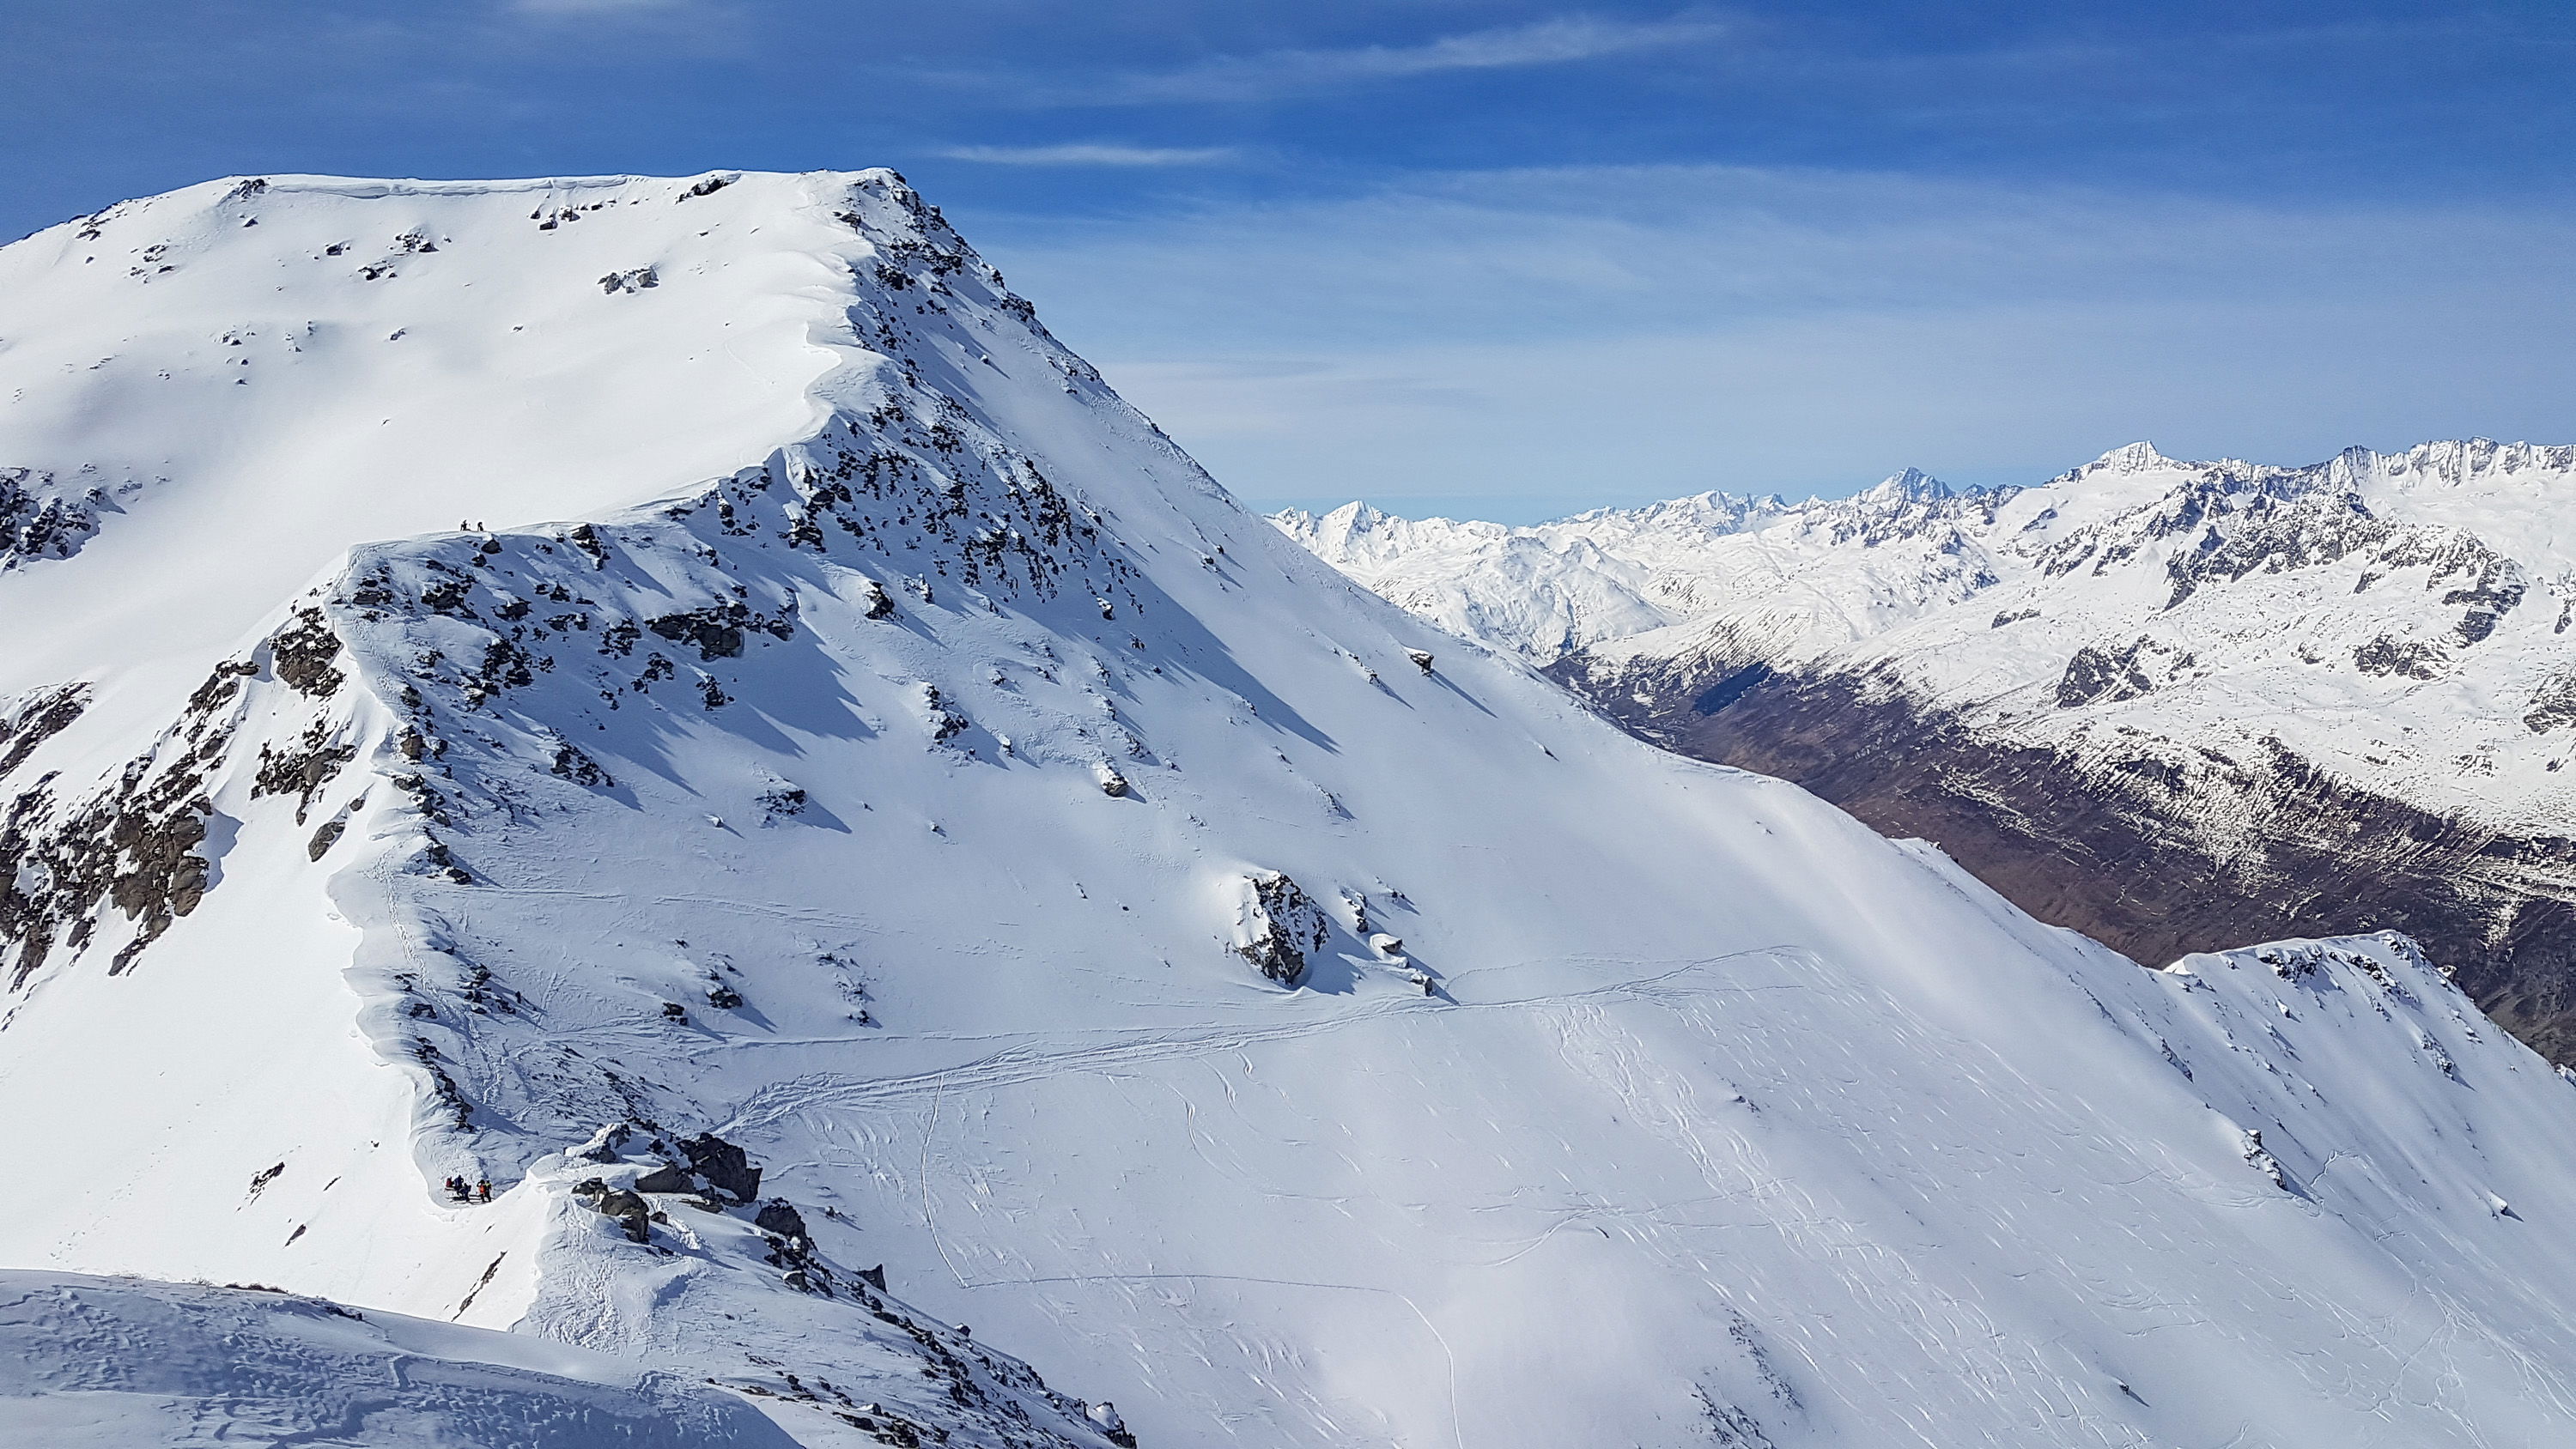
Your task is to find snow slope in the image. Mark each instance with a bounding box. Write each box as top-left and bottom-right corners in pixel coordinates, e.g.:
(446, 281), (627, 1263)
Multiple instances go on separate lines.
(7, 172), (2576, 1446)
(0, 1270), (801, 1448)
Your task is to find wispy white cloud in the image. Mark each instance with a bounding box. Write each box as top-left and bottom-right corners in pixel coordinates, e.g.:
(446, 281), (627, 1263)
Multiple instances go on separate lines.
(495, 0), (756, 58)
(1074, 14), (1727, 106)
(964, 164), (2576, 519)
(508, 0), (700, 17)
(939, 142), (1242, 167)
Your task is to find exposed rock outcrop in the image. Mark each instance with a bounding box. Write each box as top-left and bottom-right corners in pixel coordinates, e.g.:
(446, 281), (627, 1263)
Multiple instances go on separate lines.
(1230, 870), (1329, 987)
(678, 1131), (762, 1203)
(573, 1179), (653, 1243)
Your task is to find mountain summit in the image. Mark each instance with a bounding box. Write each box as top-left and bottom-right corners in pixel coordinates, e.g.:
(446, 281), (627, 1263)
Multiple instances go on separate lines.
(9, 173), (2576, 1446)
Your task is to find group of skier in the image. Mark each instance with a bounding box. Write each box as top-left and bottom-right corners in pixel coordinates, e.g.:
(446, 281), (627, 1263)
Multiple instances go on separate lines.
(443, 1174), (492, 1203)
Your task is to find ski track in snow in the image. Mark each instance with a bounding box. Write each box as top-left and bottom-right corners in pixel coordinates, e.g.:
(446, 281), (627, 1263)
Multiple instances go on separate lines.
(720, 949), (1795, 1117)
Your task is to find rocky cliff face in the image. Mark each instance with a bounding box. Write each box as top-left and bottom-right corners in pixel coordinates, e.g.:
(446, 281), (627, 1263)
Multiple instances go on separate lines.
(1281, 440), (2576, 1060)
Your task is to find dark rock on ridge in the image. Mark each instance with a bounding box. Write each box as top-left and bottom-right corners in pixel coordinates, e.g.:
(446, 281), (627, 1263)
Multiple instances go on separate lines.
(0, 683), (88, 777)
(633, 1163), (695, 1194)
(573, 1178), (652, 1243)
(677, 1131), (762, 1202)
(754, 1198), (810, 1246)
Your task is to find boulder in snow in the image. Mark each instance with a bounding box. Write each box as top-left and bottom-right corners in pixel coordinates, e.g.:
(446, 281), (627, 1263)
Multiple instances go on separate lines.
(572, 1179), (651, 1243)
(1231, 870), (1329, 986)
(677, 1131), (762, 1202)
(632, 1163), (694, 1194)
(753, 1197), (810, 1246)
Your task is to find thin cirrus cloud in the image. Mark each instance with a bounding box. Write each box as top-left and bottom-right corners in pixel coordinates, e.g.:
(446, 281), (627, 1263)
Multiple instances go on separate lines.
(938, 142), (1242, 167)
(969, 163), (2576, 520)
(1054, 12), (1727, 106)
(509, 0), (696, 13)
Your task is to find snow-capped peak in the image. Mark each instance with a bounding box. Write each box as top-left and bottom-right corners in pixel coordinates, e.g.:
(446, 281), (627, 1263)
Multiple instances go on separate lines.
(2087, 440), (2176, 472)
(1862, 465), (1952, 500)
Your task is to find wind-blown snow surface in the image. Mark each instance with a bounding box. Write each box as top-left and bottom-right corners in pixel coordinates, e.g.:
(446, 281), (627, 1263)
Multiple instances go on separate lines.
(8, 172), (2576, 1446)
(0, 1270), (800, 1447)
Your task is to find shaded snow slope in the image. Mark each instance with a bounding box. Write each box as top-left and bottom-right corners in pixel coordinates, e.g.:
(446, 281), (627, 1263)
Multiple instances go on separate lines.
(0, 1270), (800, 1448)
(7, 172), (2576, 1447)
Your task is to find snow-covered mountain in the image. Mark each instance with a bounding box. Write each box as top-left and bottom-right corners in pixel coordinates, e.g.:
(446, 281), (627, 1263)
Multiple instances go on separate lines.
(12, 173), (2576, 1446)
(1279, 442), (2576, 1064)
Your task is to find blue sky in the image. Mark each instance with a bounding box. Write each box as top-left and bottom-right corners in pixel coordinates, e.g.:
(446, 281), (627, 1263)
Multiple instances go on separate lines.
(4, 3), (2572, 520)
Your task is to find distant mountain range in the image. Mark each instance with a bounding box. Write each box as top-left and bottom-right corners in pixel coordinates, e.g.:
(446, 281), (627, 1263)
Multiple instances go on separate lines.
(1279, 438), (2576, 1061)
